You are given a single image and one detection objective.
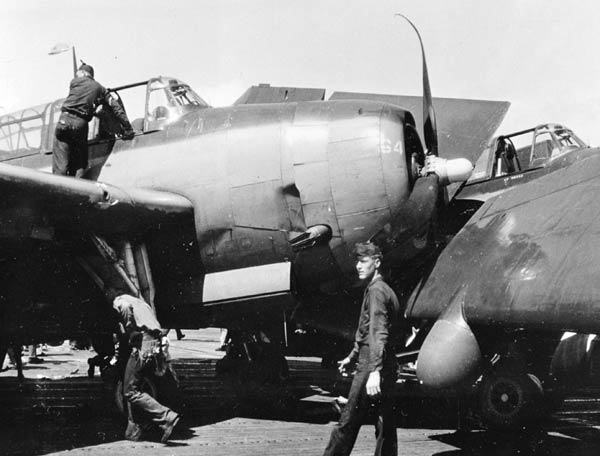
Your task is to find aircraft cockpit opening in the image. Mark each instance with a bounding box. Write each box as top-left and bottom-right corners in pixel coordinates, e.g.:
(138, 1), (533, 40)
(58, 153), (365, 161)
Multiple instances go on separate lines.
(107, 77), (210, 135)
(468, 123), (589, 184)
(0, 75), (212, 176)
(530, 124), (587, 164)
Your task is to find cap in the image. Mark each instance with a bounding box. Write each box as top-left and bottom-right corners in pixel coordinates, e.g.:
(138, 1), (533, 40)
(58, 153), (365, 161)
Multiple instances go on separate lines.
(354, 241), (382, 259)
(78, 63), (94, 78)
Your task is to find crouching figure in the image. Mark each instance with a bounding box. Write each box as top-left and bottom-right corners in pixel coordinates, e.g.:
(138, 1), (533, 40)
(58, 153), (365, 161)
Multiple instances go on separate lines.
(123, 331), (180, 443)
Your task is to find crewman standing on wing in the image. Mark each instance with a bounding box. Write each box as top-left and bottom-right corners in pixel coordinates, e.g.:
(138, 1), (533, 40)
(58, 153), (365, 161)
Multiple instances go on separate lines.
(52, 62), (134, 177)
(323, 242), (404, 456)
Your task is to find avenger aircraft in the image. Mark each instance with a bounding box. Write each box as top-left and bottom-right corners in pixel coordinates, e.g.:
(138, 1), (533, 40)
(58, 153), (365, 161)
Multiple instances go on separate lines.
(410, 121), (600, 428)
(0, 17), (593, 429)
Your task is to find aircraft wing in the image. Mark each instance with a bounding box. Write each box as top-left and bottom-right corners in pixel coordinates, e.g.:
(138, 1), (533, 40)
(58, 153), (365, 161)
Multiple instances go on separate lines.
(406, 150), (600, 333)
(330, 92), (510, 163)
(0, 163), (193, 240)
(234, 85), (325, 104)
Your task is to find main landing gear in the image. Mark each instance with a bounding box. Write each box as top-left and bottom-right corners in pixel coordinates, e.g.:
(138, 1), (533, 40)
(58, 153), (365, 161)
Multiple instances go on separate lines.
(216, 330), (289, 386)
(216, 330), (292, 413)
(478, 367), (544, 430)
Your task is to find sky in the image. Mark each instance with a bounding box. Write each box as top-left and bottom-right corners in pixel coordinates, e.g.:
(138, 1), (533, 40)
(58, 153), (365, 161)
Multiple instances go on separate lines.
(2, 0), (600, 144)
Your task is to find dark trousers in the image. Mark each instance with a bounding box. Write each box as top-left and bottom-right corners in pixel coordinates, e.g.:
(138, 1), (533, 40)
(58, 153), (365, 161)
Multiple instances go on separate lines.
(52, 112), (89, 176)
(323, 348), (397, 456)
(126, 391), (176, 430)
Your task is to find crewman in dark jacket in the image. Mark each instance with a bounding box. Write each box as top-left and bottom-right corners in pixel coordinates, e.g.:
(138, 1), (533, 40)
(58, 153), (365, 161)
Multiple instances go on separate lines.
(52, 63), (134, 177)
(323, 242), (404, 456)
(123, 331), (180, 443)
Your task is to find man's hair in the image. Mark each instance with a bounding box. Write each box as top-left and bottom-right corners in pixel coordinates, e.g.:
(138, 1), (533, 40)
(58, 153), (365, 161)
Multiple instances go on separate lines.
(355, 241), (383, 259)
(129, 331), (143, 349)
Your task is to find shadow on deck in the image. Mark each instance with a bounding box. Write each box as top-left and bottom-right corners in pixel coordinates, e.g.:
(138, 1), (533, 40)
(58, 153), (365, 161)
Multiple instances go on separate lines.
(1, 358), (600, 455)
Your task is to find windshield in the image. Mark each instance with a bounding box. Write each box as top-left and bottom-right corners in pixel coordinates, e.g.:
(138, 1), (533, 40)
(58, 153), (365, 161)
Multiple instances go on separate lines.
(148, 77), (209, 111)
(170, 82), (208, 107)
(145, 77), (209, 129)
(553, 127), (586, 150)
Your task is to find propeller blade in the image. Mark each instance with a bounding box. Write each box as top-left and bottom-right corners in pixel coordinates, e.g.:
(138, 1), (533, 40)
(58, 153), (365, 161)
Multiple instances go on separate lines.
(396, 14), (438, 156)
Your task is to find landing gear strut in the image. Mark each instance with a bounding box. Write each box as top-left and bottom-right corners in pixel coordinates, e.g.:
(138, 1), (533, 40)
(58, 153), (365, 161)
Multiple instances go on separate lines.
(216, 331), (289, 386)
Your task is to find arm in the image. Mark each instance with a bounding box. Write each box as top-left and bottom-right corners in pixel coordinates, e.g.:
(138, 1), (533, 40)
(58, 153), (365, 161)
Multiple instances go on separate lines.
(367, 287), (390, 373)
(338, 340), (359, 375)
(366, 287), (390, 396)
(347, 333), (360, 364)
(101, 90), (134, 138)
(111, 324), (127, 366)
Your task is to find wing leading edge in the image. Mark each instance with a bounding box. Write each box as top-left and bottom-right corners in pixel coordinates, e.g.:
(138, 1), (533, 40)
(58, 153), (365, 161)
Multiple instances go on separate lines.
(407, 151), (600, 333)
(0, 163), (193, 240)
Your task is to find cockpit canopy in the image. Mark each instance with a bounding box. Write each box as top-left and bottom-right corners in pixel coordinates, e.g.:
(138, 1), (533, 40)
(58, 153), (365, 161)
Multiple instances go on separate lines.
(107, 76), (210, 134)
(469, 123), (588, 183)
(0, 76), (210, 163)
(0, 103), (57, 159)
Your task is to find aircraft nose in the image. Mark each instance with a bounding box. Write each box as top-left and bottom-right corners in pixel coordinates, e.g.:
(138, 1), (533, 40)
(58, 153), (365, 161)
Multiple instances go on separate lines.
(416, 290), (483, 389)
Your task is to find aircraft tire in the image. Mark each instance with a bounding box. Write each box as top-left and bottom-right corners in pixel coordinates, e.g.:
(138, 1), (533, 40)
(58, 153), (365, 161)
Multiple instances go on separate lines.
(478, 371), (544, 430)
(114, 377), (159, 416)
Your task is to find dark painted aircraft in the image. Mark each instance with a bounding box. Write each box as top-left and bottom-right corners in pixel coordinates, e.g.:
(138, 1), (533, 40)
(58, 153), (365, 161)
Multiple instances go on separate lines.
(0, 74), (489, 343)
(3, 16), (589, 429)
(410, 122), (600, 428)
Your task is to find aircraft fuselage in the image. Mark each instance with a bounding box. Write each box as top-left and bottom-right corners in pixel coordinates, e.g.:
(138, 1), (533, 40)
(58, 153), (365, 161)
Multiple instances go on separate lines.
(95, 100), (415, 281)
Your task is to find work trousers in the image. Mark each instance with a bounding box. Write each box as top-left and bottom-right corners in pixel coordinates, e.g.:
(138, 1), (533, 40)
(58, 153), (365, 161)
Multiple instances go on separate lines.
(52, 112), (89, 176)
(125, 391), (177, 431)
(323, 347), (397, 456)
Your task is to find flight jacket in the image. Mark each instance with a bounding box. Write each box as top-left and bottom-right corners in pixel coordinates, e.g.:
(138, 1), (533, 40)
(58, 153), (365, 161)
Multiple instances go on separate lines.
(61, 75), (131, 129)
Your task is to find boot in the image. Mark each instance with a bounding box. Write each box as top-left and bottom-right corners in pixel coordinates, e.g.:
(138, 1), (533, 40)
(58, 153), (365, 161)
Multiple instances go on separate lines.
(160, 412), (180, 443)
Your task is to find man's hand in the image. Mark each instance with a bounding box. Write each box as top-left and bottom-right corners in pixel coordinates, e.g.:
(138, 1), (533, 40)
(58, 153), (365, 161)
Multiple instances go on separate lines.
(366, 371), (381, 396)
(122, 128), (135, 140)
(338, 357), (353, 376)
